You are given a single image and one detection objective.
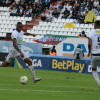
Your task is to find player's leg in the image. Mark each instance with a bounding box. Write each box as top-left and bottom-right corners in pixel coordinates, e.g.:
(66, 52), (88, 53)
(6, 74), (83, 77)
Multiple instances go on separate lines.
(91, 56), (100, 87)
(0, 51), (14, 67)
(21, 50), (41, 83)
(24, 58), (35, 79)
(24, 57), (41, 83)
(0, 61), (9, 67)
(0, 47), (19, 67)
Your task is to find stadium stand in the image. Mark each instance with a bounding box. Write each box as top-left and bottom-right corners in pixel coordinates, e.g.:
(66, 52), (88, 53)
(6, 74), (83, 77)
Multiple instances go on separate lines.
(0, 0), (100, 49)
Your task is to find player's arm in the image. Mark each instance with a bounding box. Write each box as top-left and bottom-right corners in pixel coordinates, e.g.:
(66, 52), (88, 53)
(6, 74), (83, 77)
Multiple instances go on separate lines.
(12, 38), (24, 58)
(88, 37), (92, 57)
(24, 32), (36, 37)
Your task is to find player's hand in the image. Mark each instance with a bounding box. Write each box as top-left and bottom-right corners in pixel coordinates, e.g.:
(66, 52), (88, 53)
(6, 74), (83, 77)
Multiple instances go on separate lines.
(20, 52), (24, 58)
(87, 53), (91, 57)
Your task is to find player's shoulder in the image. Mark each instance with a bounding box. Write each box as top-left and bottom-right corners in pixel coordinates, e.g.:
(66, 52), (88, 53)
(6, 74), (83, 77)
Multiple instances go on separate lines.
(88, 30), (95, 37)
(21, 30), (24, 34)
(12, 30), (18, 34)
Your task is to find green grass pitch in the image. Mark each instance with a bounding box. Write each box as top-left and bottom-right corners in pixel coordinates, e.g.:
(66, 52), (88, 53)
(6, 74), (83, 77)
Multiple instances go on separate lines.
(0, 67), (100, 100)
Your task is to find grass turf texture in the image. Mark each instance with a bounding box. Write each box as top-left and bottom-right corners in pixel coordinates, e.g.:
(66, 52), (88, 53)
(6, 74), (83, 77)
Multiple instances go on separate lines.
(0, 67), (100, 100)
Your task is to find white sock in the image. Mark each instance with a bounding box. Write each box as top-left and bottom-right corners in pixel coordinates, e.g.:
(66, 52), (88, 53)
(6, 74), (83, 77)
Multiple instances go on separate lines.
(0, 62), (3, 66)
(92, 71), (100, 87)
(28, 65), (36, 80)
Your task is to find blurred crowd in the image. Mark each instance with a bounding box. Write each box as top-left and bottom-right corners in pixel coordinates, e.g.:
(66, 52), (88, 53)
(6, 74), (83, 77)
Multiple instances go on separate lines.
(0, 0), (100, 23)
(41, 0), (100, 23)
(0, 0), (58, 20)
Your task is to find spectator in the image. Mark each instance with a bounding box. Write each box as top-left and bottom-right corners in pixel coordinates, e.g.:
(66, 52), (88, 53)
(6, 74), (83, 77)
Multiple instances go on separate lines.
(70, 8), (78, 19)
(7, 0), (13, 7)
(35, 0), (39, 3)
(2, 0), (7, 7)
(77, 13), (85, 23)
(28, 6), (32, 16)
(51, 0), (57, 5)
(52, 8), (59, 18)
(77, 31), (87, 38)
(15, 0), (20, 4)
(45, 0), (51, 9)
(41, 12), (47, 21)
(31, 6), (39, 20)
(84, 7), (96, 24)
(24, 10), (30, 17)
(66, 2), (72, 11)
(37, 2), (44, 14)
(46, 12), (53, 22)
(28, 0), (33, 7)
(75, 3), (80, 11)
(53, 3), (59, 10)
(25, 5), (29, 11)
(49, 45), (57, 56)
(49, 7), (54, 15)
(63, 8), (70, 19)
(69, 0), (75, 6)
(83, 0), (87, 7)
(73, 46), (84, 60)
(93, 0), (99, 8)
(61, 13), (66, 19)
(12, 1), (18, 8)
(62, 0), (66, 6)
(17, 5), (24, 16)
(58, 3), (63, 10)
(10, 6), (17, 16)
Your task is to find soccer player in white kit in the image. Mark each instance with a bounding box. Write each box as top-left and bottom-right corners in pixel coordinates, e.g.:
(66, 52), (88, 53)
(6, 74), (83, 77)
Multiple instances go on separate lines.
(0, 22), (41, 83)
(88, 20), (100, 87)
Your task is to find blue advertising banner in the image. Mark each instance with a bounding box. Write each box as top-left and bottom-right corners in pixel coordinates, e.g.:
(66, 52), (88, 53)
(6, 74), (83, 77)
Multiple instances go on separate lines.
(50, 58), (87, 73)
(0, 41), (42, 55)
(85, 60), (100, 74)
(15, 54), (99, 74)
(15, 55), (51, 70)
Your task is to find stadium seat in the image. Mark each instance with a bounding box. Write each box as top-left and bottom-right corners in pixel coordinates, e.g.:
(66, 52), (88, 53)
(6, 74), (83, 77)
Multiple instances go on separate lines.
(69, 19), (74, 23)
(53, 18), (58, 22)
(61, 19), (66, 23)
(88, 24), (94, 28)
(28, 17), (32, 21)
(57, 18), (62, 23)
(24, 17), (29, 21)
(2, 16), (6, 20)
(65, 19), (70, 23)
(84, 24), (89, 28)
(39, 21), (44, 26)
(73, 28), (78, 32)
(97, 16), (100, 20)
(80, 24), (84, 28)
(38, 31), (43, 34)
(48, 27), (53, 31)
(77, 28), (82, 33)
(0, 7), (3, 11)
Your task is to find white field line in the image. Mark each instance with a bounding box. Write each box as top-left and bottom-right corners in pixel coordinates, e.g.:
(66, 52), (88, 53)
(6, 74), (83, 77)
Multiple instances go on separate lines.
(0, 83), (99, 90)
(0, 88), (99, 95)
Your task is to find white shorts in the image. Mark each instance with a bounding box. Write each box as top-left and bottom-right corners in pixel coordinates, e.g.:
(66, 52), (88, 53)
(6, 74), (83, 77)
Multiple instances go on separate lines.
(6, 47), (29, 63)
(91, 55), (100, 68)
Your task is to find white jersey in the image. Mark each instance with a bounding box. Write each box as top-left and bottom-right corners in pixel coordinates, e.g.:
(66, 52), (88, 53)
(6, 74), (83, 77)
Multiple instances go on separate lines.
(88, 29), (100, 54)
(11, 30), (24, 48)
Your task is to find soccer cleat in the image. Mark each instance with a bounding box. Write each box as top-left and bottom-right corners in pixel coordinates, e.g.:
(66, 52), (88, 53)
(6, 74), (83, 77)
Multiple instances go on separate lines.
(33, 78), (41, 83)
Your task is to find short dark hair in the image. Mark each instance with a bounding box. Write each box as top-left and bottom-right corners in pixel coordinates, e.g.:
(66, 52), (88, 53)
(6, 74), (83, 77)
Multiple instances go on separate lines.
(95, 20), (100, 26)
(17, 22), (22, 25)
(77, 46), (81, 49)
(82, 31), (85, 34)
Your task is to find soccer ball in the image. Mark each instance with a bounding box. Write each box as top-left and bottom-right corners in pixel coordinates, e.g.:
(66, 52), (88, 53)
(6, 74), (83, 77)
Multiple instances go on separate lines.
(20, 76), (28, 84)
